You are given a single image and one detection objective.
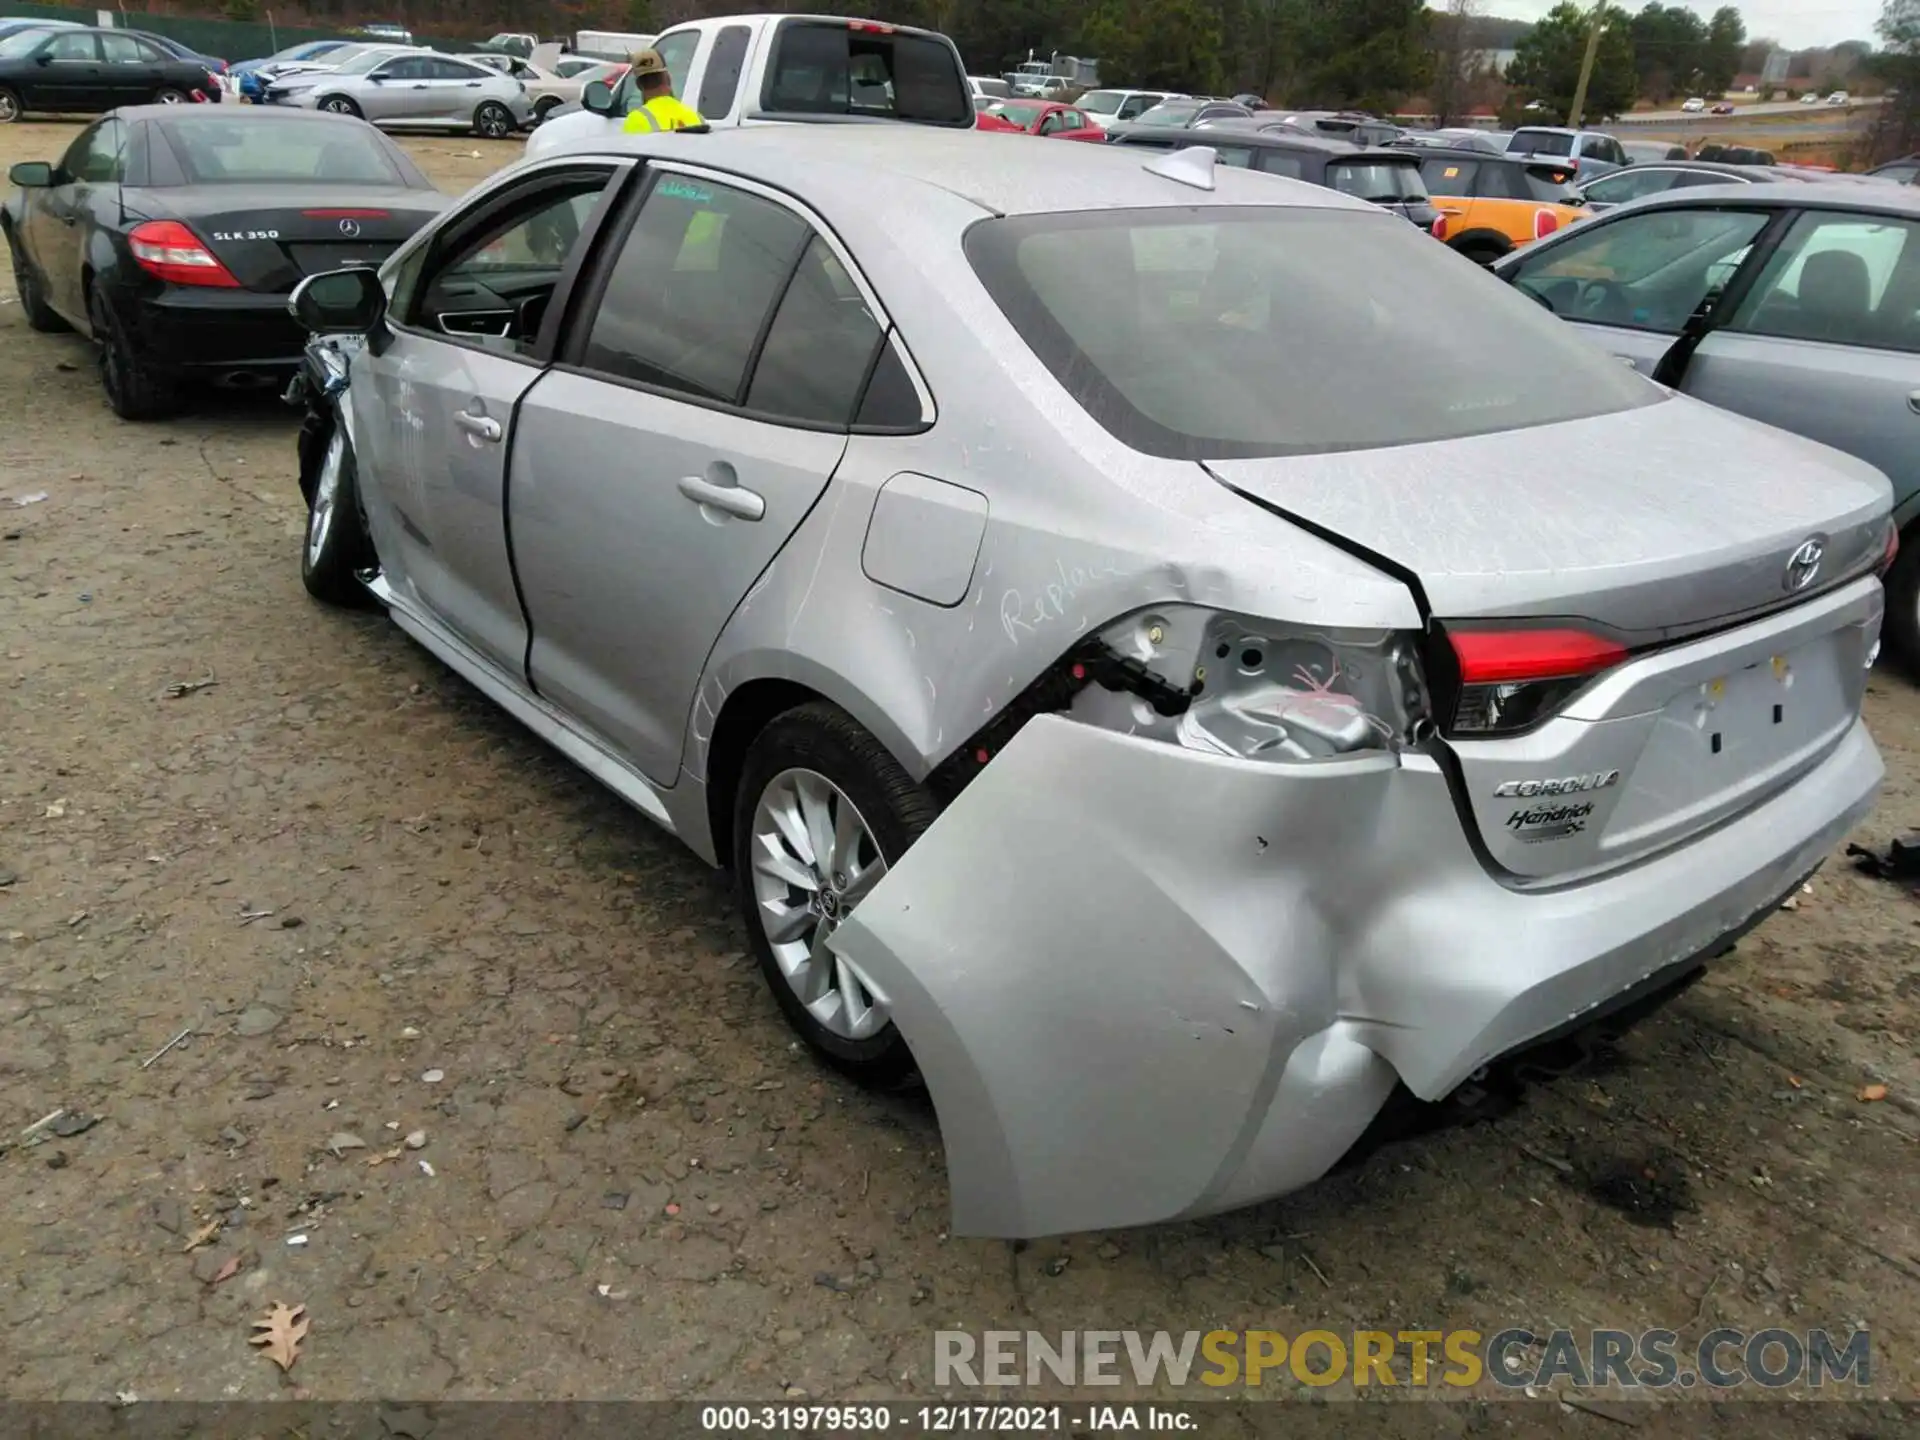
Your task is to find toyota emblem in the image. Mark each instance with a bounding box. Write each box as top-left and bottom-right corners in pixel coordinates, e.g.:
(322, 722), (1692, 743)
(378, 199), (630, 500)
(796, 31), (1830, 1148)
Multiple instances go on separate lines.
(1783, 537), (1825, 593)
(337, 218), (361, 238)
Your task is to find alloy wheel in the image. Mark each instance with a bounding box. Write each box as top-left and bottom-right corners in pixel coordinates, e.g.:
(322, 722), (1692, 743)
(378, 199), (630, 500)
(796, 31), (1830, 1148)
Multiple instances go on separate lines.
(0, 91), (18, 124)
(748, 767), (891, 1041)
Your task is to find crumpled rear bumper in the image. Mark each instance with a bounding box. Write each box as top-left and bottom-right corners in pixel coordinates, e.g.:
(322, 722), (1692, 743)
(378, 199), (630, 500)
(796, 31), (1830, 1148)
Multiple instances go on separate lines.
(828, 712), (1881, 1238)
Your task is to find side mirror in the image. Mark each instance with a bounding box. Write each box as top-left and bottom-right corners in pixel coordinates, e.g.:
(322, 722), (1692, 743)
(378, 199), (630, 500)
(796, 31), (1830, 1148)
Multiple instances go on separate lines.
(34, 52), (52, 65)
(367, 71), (390, 83)
(9, 161), (54, 187)
(289, 266), (388, 336)
(582, 79), (615, 116)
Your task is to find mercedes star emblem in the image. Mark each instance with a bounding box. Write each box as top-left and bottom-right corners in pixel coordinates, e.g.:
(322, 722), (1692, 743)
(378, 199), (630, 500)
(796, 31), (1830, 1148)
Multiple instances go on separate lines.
(337, 218), (361, 238)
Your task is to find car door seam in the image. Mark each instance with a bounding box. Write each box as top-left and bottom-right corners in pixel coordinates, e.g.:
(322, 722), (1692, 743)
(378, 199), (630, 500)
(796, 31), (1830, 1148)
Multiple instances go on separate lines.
(1652, 205), (1798, 389)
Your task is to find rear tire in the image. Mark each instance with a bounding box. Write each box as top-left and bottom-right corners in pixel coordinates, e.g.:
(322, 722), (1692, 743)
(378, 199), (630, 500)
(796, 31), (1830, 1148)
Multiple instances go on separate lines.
(154, 87), (188, 105)
(0, 85), (20, 124)
(301, 419), (376, 606)
(1455, 240), (1507, 267)
(532, 95), (560, 124)
(6, 227), (68, 333)
(473, 100), (515, 139)
(732, 702), (939, 1089)
(89, 287), (175, 421)
(319, 95), (361, 117)
(1884, 530), (1920, 678)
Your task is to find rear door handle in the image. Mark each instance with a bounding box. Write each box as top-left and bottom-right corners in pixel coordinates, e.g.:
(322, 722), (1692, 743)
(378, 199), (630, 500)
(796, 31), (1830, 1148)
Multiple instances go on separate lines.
(455, 410), (502, 442)
(1909, 389), (1920, 415)
(678, 474), (764, 521)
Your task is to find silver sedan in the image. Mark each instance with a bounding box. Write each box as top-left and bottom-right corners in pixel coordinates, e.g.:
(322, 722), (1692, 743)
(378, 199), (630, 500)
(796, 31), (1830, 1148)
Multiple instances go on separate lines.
(287, 128), (1891, 1239)
(276, 50), (533, 137)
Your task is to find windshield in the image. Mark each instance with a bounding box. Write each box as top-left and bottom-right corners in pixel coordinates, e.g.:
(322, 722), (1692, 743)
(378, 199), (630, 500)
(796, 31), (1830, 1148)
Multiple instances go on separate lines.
(0, 28), (53, 58)
(1078, 89), (1123, 115)
(168, 116), (408, 185)
(1511, 129), (1575, 157)
(1328, 160), (1428, 204)
(965, 207), (1655, 460)
(761, 19), (969, 125)
(1135, 102), (1200, 126)
(989, 101), (1046, 128)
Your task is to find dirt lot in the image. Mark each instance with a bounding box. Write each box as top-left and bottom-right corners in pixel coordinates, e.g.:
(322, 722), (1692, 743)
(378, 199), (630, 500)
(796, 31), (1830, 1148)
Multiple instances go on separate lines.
(2, 118), (1918, 1424)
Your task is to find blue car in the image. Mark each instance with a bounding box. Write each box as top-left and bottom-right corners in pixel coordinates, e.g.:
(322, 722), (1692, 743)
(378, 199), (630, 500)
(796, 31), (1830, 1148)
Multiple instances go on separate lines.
(233, 40), (352, 101)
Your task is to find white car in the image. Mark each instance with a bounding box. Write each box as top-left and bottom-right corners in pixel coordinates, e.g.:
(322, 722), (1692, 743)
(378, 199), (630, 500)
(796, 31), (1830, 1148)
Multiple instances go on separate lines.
(1801, 92), (1822, 104)
(1828, 90), (1850, 105)
(969, 75), (1011, 102)
(1680, 97), (1706, 112)
(1076, 88), (1184, 128)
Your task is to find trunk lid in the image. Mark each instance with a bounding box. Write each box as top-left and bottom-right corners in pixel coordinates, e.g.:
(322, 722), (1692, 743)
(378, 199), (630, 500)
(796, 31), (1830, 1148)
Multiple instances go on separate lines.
(136, 186), (445, 294)
(1207, 395), (1892, 881)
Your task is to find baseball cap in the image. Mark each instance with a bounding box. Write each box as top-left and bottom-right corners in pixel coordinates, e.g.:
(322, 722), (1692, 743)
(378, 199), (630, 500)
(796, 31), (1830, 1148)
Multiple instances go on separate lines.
(630, 48), (667, 77)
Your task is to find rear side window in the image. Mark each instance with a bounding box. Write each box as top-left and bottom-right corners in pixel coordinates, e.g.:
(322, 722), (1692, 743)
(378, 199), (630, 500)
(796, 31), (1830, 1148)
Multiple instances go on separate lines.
(762, 20), (969, 126)
(1511, 129), (1574, 157)
(697, 23), (750, 117)
(745, 236), (885, 425)
(1255, 151), (1306, 179)
(582, 177), (810, 403)
(1518, 165), (1582, 203)
(965, 207), (1656, 460)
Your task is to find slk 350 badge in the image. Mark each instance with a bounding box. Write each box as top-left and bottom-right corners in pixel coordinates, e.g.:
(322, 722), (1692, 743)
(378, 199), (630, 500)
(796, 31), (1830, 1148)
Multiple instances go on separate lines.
(211, 229), (279, 241)
(1492, 769), (1620, 799)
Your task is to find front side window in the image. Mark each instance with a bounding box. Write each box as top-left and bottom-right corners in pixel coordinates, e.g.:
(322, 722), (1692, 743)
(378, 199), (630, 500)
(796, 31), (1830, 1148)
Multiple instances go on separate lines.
(61, 119), (122, 183)
(581, 176), (810, 403)
(1118, 93), (1158, 118)
(1724, 212), (1920, 352)
(401, 170), (620, 354)
(1509, 206), (1771, 333)
(1420, 157), (1479, 196)
(966, 206), (1656, 460)
(43, 32), (101, 62)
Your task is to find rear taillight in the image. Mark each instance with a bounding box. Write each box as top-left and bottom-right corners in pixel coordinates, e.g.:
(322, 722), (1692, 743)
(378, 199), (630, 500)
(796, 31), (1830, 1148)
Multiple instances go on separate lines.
(1446, 627), (1627, 736)
(1431, 214), (1447, 241)
(1533, 208), (1561, 240)
(128, 220), (241, 288)
(849, 19), (894, 31)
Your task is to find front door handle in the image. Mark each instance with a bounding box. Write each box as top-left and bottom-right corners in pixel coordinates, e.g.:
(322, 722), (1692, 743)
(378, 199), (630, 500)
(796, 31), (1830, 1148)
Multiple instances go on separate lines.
(1909, 389), (1920, 415)
(678, 474), (764, 521)
(455, 410), (502, 443)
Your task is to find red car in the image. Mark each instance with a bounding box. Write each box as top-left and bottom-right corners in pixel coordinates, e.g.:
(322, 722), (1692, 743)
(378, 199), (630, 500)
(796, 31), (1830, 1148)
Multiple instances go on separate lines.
(975, 99), (1106, 141)
(1710, 101), (1736, 114)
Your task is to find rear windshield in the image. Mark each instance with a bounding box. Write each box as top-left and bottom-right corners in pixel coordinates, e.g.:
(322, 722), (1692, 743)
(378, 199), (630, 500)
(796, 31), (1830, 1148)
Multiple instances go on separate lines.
(1135, 102), (1200, 126)
(1328, 159), (1428, 203)
(166, 117), (407, 185)
(964, 208), (1655, 460)
(1510, 129), (1575, 157)
(761, 19), (970, 126)
(1520, 164), (1582, 202)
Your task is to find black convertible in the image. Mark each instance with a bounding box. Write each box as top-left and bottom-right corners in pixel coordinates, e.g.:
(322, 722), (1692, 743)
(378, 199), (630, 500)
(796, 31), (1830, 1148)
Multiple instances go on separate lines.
(2, 105), (445, 419)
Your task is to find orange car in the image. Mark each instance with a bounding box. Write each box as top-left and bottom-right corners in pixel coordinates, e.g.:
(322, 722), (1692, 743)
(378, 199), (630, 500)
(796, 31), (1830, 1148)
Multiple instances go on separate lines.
(1412, 149), (1591, 264)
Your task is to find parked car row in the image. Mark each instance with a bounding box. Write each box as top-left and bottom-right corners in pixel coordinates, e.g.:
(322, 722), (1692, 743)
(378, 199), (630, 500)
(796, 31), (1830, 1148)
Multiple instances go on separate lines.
(0, 24), (227, 123)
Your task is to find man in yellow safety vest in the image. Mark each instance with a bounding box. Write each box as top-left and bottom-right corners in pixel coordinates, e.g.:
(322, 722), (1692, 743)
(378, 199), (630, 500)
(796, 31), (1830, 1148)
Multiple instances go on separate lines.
(622, 48), (704, 133)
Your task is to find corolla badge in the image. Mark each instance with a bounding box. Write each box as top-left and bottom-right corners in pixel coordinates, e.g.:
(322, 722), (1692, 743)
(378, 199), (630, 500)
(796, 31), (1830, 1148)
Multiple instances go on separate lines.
(1783, 537), (1824, 593)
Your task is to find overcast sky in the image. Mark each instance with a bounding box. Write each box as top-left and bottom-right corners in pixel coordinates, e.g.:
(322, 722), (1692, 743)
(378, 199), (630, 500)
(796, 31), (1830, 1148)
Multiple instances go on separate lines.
(1467, 2), (1883, 49)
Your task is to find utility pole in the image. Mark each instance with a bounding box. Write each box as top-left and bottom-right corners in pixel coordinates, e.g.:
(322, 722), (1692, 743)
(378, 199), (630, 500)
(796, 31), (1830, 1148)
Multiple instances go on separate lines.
(1566, 0), (1607, 128)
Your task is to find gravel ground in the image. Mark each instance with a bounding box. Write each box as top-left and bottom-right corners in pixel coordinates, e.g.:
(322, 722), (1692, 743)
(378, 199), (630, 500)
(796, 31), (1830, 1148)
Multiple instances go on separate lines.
(1, 119), (1917, 1427)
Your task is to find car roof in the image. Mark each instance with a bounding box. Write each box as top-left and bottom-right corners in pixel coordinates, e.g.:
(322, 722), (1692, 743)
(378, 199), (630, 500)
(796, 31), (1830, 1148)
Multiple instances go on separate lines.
(111, 102), (378, 124)
(1403, 145), (1545, 166)
(548, 124), (1373, 219)
(1188, 124), (1355, 153)
(1601, 180), (1920, 218)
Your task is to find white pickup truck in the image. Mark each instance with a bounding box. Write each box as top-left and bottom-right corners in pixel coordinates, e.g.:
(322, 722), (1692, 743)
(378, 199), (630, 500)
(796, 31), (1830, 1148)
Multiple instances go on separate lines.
(527, 11), (974, 157)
